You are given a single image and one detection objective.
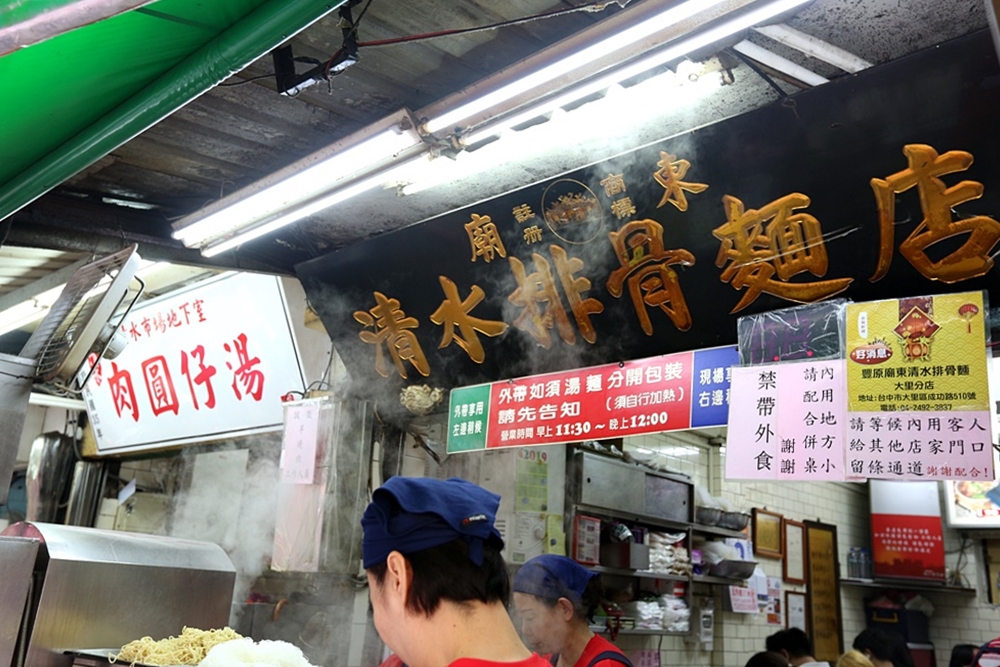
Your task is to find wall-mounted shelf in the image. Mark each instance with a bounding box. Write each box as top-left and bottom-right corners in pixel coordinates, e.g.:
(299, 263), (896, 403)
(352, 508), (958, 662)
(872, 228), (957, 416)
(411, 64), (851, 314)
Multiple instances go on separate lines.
(591, 565), (689, 583)
(573, 503), (747, 538)
(693, 523), (748, 539)
(591, 625), (688, 636)
(575, 503), (690, 533)
(692, 574), (749, 586)
(840, 577), (977, 596)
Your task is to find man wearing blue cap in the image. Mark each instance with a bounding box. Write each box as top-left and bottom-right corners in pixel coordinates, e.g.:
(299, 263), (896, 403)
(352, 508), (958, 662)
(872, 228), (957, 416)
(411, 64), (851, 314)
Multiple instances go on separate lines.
(362, 476), (550, 667)
(512, 555), (632, 667)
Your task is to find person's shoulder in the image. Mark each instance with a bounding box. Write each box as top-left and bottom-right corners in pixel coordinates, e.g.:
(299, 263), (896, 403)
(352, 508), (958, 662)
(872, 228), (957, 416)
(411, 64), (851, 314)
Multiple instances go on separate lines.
(575, 635), (631, 667)
(451, 654), (553, 667)
(801, 661), (831, 667)
(379, 655), (405, 667)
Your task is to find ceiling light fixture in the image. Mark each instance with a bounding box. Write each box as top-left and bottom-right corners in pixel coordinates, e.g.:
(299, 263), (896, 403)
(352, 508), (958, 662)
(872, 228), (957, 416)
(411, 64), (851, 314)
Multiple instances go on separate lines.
(753, 23), (873, 73)
(424, 0), (730, 134)
(200, 155), (428, 257)
(732, 39), (828, 86)
(172, 109), (428, 250)
(464, 0), (814, 145)
(0, 259), (160, 337)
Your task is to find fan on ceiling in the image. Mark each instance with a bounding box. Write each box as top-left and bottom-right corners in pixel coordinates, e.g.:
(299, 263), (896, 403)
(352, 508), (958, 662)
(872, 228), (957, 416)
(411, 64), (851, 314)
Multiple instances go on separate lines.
(0, 244), (144, 505)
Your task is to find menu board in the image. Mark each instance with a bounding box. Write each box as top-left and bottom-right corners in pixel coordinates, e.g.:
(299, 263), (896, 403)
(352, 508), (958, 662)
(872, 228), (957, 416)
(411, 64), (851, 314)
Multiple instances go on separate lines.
(806, 521), (843, 662)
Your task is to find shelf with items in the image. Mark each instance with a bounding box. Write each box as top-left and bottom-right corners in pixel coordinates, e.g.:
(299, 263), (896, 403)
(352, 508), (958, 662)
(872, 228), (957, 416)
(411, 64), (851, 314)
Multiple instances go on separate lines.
(840, 577), (977, 596)
(574, 503), (691, 533)
(590, 565), (689, 583)
(573, 503), (748, 539)
(691, 573), (751, 586)
(691, 523), (748, 539)
(590, 625), (688, 637)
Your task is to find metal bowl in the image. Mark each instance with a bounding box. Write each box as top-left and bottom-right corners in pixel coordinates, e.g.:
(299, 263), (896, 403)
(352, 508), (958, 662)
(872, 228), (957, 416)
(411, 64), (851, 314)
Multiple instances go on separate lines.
(695, 506), (723, 526)
(719, 511), (751, 531)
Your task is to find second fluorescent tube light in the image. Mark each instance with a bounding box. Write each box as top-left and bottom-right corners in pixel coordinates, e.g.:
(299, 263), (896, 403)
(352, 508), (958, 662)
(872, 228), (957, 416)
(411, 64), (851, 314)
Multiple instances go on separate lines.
(172, 110), (427, 249)
(424, 0), (730, 134)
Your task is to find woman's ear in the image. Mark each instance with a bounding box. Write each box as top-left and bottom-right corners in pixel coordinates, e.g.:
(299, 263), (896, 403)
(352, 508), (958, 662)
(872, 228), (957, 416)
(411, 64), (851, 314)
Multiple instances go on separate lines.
(556, 597), (576, 621)
(385, 551), (413, 609)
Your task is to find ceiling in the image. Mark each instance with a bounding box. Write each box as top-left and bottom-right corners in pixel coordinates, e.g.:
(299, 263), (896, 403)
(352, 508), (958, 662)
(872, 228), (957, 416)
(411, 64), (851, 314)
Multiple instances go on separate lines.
(0, 0), (992, 325)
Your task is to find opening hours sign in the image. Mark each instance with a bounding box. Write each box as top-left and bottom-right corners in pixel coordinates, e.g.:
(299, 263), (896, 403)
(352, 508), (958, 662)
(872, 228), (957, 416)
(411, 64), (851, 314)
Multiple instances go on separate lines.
(82, 273), (307, 455)
(447, 346), (738, 453)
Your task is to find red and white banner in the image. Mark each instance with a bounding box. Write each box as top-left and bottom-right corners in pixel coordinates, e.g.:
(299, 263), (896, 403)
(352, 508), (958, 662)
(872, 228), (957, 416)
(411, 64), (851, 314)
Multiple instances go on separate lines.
(82, 273), (306, 455)
(484, 352), (693, 448)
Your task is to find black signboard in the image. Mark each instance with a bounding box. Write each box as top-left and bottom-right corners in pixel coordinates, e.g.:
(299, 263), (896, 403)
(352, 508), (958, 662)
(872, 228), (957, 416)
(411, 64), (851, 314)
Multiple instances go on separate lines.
(297, 30), (1000, 393)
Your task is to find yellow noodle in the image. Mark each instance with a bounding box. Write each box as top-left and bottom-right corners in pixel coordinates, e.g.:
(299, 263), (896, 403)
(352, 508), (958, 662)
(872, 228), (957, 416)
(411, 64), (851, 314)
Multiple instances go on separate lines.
(110, 627), (242, 666)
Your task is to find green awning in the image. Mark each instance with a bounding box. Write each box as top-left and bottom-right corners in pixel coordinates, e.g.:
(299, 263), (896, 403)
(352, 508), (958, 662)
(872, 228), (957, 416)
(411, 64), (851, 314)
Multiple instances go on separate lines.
(0, 0), (345, 222)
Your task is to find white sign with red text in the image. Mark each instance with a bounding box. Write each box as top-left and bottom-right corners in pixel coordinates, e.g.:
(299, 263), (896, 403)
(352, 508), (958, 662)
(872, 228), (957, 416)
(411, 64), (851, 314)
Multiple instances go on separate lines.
(82, 272), (307, 454)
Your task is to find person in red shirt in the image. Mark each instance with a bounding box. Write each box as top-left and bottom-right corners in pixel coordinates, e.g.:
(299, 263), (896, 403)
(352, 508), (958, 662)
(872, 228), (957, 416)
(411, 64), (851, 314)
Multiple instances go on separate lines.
(362, 477), (550, 667)
(512, 555), (633, 667)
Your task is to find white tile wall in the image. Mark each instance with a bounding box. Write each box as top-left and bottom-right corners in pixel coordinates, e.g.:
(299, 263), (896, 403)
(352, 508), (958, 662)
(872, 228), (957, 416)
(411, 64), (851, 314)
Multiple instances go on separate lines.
(613, 436), (1000, 667)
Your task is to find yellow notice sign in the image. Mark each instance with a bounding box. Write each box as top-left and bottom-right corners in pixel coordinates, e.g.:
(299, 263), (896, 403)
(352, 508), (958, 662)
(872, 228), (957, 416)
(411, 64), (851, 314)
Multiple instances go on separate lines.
(845, 291), (989, 412)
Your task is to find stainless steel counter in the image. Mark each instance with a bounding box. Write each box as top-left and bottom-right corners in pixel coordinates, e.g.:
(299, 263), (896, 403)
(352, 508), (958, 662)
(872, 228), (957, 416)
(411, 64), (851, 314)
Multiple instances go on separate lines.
(0, 522), (235, 667)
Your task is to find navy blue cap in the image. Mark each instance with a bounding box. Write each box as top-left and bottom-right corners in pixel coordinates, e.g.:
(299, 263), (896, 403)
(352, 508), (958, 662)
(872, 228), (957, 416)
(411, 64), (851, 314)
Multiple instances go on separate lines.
(512, 555), (596, 602)
(361, 476), (504, 569)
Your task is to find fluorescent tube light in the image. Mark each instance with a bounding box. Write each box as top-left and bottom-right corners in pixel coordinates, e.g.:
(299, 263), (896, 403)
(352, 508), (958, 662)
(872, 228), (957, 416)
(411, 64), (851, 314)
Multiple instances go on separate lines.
(201, 155), (427, 257)
(0, 260), (160, 336)
(173, 111), (426, 248)
(424, 0), (729, 134)
(753, 23), (872, 73)
(28, 392), (86, 411)
(0, 293), (57, 336)
(732, 40), (829, 86)
(466, 0), (813, 144)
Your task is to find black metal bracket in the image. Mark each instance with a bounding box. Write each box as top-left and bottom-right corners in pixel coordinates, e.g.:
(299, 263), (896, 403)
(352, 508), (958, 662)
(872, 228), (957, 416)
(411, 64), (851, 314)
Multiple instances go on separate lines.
(272, 1), (360, 97)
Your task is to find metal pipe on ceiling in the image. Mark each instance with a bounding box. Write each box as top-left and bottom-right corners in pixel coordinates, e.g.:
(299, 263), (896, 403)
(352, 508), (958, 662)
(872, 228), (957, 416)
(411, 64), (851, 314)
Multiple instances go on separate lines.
(0, 0), (348, 225)
(0, 0), (158, 57)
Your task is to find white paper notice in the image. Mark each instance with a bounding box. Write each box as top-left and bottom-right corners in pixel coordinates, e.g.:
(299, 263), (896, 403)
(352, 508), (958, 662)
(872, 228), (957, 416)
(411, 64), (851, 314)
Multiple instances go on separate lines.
(281, 403), (320, 484)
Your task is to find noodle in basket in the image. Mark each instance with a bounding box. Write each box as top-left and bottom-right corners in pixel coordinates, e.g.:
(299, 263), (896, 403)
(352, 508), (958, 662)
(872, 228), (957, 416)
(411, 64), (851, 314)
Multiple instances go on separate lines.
(110, 627), (242, 666)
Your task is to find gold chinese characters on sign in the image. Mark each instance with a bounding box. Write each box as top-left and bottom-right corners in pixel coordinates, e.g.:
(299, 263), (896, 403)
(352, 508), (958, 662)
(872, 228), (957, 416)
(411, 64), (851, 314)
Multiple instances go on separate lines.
(870, 144), (1000, 283)
(354, 292), (430, 379)
(507, 245), (603, 348)
(712, 193), (853, 312)
(606, 219), (694, 334)
(465, 213), (507, 262)
(653, 151), (708, 211)
(430, 276), (508, 364)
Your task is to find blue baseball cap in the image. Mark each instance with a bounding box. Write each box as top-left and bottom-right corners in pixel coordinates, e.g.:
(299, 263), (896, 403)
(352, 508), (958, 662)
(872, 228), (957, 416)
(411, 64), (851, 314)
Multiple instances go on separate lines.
(361, 476), (504, 569)
(512, 555), (596, 602)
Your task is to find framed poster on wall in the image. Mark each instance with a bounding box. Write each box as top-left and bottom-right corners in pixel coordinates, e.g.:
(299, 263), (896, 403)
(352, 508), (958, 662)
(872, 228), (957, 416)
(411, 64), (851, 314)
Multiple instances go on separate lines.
(786, 591), (808, 631)
(783, 519), (806, 584)
(805, 521), (843, 662)
(754, 508), (784, 558)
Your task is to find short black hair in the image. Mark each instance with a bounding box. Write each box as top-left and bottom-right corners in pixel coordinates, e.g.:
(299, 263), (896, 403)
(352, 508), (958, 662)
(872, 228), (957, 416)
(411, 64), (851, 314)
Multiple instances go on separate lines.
(532, 573), (605, 622)
(746, 652), (791, 667)
(368, 538), (510, 615)
(767, 628), (815, 659)
(853, 628), (914, 667)
(949, 644), (979, 667)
